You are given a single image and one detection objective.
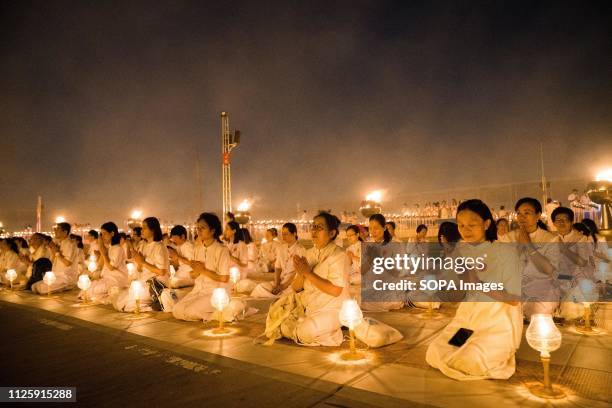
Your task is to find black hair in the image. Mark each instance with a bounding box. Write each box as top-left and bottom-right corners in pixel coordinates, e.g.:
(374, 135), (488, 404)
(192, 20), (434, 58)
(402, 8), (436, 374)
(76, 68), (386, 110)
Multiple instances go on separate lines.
(514, 197), (548, 231)
(580, 219), (600, 243)
(118, 232), (127, 240)
(369, 213), (391, 244)
(386, 221), (396, 230)
(143, 217), (163, 241)
(88, 229), (99, 239)
(551, 206), (574, 223)
(226, 212), (235, 221)
(437, 221), (461, 245)
(14, 237), (28, 249)
(241, 228), (253, 244)
(101, 222), (121, 245)
(282, 223), (298, 241)
(346, 225), (363, 242)
(170, 225), (188, 239)
(197, 212), (223, 242)
(496, 218), (509, 226)
(133, 226), (142, 237)
(3, 238), (19, 254)
(266, 227), (278, 237)
(57, 222), (71, 234)
(42, 234), (53, 244)
(456, 199), (497, 242)
(226, 221), (244, 244)
(70, 234), (84, 249)
(416, 224), (428, 234)
(316, 211), (341, 240)
(27, 257), (52, 290)
(572, 223), (591, 237)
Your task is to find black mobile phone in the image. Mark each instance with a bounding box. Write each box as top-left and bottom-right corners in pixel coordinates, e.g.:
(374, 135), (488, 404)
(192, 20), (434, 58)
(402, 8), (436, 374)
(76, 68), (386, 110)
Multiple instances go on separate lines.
(448, 328), (474, 347)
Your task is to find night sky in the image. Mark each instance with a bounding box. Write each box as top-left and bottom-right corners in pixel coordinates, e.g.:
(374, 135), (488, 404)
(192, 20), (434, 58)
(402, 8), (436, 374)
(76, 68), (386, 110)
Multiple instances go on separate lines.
(1, 1), (611, 230)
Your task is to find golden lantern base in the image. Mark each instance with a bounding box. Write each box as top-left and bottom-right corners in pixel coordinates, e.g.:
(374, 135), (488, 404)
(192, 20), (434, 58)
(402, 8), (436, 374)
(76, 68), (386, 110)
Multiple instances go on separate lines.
(124, 312), (149, 320)
(527, 384), (566, 399)
(340, 351), (366, 361)
(211, 327), (231, 335)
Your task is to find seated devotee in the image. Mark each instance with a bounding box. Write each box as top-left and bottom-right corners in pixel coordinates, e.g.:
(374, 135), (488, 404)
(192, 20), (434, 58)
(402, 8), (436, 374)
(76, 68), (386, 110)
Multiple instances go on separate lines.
(264, 212), (350, 346)
(250, 223), (306, 298)
(498, 197), (559, 319)
(85, 229), (100, 260)
(173, 212), (247, 322)
(26, 233), (53, 279)
(361, 213), (405, 312)
(258, 228), (281, 272)
(385, 221), (402, 243)
(168, 225), (195, 288)
(70, 234), (86, 276)
(224, 221), (248, 278)
(112, 217), (169, 312)
(0, 238), (28, 287)
(581, 218), (610, 283)
(426, 199), (522, 381)
(26, 257), (53, 291)
(242, 228), (258, 275)
(31, 222), (78, 294)
(84, 222), (129, 302)
(496, 218), (510, 238)
(345, 225), (363, 285)
(437, 221), (461, 258)
(406, 224), (429, 257)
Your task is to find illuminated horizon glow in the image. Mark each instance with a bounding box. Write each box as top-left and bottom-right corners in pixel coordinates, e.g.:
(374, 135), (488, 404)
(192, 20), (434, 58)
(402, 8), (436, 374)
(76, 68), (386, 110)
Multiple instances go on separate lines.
(595, 168), (612, 182)
(237, 199), (251, 212)
(365, 190), (383, 203)
(55, 216), (66, 224)
(130, 209), (143, 220)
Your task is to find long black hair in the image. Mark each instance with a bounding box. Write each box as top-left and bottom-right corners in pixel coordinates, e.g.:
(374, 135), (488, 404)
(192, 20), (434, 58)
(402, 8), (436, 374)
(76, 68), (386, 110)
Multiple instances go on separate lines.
(581, 219), (600, 244)
(241, 228), (254, 244)
(437, 221), (461, 245)
(197, 212), (223, 242)
(282, 223), (298, 241)
(369, 213), (391, 244)
(226, 221), (244, 244)
(101, 222), (121, 245)
(456, 199), (497, 242)
(143, 217), (163, 242)
(515, 197), (548, 231)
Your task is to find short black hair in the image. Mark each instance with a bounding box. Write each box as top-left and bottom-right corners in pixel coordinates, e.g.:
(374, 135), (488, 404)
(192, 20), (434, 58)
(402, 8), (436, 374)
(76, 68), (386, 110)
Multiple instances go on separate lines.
(170, 225), (188, 239)
(88, 229), (99, 239)
(316, 211), (341, 240)
(416, 224), (428, 233)
(57, 222), (71, 234)
(551, 206), (574, 223)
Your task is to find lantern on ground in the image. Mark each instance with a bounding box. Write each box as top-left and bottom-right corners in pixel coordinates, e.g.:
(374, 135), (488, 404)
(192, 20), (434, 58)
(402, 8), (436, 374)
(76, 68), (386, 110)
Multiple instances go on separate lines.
(210, 288), (231, 334)
(525, 314), (565, 399)
(77, 274), (92, 303)
(43, 271), (56, 297)
(6, 269), (17, 290)
(338, 299), (365, 361)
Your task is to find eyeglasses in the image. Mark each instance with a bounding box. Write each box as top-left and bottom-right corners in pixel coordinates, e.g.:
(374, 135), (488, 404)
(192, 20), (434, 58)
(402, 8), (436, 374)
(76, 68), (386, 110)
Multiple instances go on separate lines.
(309, 224), (326, 232)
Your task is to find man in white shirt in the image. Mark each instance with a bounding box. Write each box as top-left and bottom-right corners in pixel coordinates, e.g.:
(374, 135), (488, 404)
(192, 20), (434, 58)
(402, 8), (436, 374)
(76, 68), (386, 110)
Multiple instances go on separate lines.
(32, 222), (78, 293)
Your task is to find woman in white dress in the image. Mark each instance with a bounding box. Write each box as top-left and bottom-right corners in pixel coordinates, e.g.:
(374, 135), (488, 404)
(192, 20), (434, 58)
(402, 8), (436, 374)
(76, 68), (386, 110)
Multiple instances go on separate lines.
(225, 221), (249, 279)
(86, 222), (128, 302)
(242, 228), (258, 275)
(258, 228), (281, 273)
(265, 212), (350, 346)
(345, 225), (362, 285)
(426, 199), (522, 381)
(0, 238), (27, 286)
(173, 212), (234, 322)
(251, 223), (306, 298)
(498, 197), (559, 318)
(113, 217), (169, 312)
(581, 219), (610, 283)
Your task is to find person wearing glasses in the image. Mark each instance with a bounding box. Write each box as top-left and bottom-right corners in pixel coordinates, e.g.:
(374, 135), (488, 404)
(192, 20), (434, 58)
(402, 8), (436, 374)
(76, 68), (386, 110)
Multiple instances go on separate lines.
(265, 212), (350, 346)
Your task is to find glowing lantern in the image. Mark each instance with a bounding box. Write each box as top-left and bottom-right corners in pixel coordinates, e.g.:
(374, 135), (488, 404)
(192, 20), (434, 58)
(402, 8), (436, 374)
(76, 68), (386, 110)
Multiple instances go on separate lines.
(338, 299), (365, 360)
(6, 269), (17, 290)
(129, 280), (143, 315)
(525, 314), (565, 399)
(43, 271), (56, 297)
(577, 279), (598, 334)
(78, 274), (92, 303)
(126, 262), (136, 278)
(210, 288), (231, 334)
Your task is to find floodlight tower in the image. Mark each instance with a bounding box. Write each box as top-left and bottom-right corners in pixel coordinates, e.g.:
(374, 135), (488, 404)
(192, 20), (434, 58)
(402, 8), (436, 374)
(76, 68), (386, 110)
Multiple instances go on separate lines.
(221, 112), (241, 217)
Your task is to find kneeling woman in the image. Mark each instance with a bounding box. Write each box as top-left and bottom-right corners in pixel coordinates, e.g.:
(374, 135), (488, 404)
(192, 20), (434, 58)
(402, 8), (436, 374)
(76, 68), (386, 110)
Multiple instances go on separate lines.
(86, 222), (128, 302)
(426, 199), (522, 380)
(113, 217), (169, 312)
(265, 212), (350, 346)
(172, 212), (234, 322)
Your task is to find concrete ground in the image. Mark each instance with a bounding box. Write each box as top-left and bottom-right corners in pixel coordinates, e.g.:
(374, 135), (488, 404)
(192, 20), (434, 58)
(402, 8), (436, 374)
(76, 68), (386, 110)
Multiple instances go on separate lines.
(0, 286), (609, 408)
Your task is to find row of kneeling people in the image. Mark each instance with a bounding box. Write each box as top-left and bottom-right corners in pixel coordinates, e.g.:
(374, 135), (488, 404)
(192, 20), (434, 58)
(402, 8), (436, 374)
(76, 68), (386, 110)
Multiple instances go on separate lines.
(1, 198), (609, 381)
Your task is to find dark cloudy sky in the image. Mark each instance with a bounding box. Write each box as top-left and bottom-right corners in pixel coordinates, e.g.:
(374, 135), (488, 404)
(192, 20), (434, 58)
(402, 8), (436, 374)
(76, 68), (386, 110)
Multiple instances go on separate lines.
(1, 0), (611, 230)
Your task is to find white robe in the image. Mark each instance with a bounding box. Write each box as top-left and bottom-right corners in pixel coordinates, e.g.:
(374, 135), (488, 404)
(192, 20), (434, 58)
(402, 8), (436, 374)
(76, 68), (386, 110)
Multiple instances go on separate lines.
(1, 250), (27, 285)
(172, 240), (235, 321)
(32, 238), (78, 294)
(250, 242), (307, 298)
(88, 245), (129, 300)
(112, 240), (169, 312)
(498, 228), (560, 317)
(345, 241), (362, 285)
(273, 242), (350, 346)
(26, 245), (53, 279)
(426, 241), (523, 380)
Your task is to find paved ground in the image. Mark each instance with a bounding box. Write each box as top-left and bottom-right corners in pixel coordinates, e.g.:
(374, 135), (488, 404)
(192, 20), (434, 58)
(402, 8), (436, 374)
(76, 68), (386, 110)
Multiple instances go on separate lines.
(0, 288), (610, 408)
